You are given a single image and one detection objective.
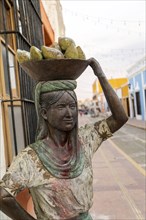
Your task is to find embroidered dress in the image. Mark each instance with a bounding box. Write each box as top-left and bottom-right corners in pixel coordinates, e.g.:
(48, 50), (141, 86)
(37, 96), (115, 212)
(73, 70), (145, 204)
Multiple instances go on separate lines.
(0, 120), (112, 220)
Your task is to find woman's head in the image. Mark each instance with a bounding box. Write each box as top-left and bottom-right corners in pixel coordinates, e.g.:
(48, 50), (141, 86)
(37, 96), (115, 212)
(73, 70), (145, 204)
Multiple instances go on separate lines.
(40, 90), (78, 132)
(34, 80), (78, 140)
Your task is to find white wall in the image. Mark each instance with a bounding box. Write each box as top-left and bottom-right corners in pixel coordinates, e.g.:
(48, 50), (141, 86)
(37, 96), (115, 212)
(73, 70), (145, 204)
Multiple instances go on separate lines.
(116, 88), (122, 99)
(42, 0), (65, 41)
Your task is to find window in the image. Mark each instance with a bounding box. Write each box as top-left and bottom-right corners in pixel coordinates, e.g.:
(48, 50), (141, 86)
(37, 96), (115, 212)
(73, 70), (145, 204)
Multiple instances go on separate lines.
(16, 0), (22, 34)
(8, 50), (17, 96)
(18, 15), (22, 34)
(8, 106), (25, 157)
(135, 91), (141, 115)
(0, 0), (3, 30)
(2, 44), (17, 97)
(126, 97), (130, 116)
(0, 0), (14, 48)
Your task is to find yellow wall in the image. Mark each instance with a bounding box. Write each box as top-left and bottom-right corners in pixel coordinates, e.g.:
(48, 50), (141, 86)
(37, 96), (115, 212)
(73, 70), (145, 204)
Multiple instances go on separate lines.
(97, 78), (128, 94)
(92, 78), (129, 113)
(122, 85), (128, 97)
(92, 80), (97, 94)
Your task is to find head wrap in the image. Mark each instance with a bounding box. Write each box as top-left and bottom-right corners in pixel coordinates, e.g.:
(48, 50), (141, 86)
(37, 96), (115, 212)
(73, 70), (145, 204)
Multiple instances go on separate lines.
(34, 80), (77, 140)
(35, 80), (77, 94)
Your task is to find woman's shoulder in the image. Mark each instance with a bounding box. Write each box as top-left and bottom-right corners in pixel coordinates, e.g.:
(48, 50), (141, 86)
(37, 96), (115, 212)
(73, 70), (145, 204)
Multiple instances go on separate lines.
(78, 120), (98, 138)
(11, 140), (43, 163)
(78, 119), (112, 141)
(78, 122), (96, 145)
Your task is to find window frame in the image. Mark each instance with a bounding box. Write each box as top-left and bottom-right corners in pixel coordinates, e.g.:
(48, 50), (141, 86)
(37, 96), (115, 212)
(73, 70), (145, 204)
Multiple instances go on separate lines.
(0, 39), (20, 99)
(0, 0), (15, 49)
(2, 100), (25, 166)
(0, 0), (21, 166)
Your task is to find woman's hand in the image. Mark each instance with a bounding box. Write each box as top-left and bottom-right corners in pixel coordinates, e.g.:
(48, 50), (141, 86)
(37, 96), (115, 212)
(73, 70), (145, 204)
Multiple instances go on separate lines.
(88, 58), (104, 77)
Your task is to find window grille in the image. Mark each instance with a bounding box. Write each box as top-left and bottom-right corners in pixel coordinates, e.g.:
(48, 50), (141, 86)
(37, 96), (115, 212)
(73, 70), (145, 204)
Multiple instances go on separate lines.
(0, 0), (43, 161)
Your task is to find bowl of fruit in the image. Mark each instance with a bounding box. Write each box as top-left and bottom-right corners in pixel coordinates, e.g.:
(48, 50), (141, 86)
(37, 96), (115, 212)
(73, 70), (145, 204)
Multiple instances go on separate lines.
(17, 37), (89, 81)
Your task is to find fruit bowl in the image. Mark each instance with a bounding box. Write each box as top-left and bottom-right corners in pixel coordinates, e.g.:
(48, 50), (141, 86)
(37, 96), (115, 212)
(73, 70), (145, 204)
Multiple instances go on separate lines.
(20, 59), (89, 81)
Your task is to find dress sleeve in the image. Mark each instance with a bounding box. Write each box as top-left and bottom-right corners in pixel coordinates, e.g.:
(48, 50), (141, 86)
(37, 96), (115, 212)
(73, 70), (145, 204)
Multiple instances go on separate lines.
(0, 148), (34, 197)
(79, 119), (113, 156)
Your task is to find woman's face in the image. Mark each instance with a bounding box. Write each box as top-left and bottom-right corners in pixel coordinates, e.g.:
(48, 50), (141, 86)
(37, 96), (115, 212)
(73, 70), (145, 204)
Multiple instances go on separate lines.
(43, 92), (78, 132)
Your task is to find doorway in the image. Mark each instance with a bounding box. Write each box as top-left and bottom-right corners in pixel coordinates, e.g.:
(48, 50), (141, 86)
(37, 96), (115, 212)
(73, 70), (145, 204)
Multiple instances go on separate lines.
(131, 94), (136, 117)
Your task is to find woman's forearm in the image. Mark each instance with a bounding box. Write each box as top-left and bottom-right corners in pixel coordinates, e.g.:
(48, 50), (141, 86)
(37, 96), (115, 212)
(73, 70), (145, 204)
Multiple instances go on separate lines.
(0, 187), (36, 220)
(89, 58), (128, 132)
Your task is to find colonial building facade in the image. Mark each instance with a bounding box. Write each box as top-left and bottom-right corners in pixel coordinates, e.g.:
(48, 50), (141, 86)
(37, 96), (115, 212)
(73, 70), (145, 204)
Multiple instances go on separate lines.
(0, 0), (55, 175)
(92, 78), (128, 114)
(127, 56), (146, 121)
(92, 57), (146, 122)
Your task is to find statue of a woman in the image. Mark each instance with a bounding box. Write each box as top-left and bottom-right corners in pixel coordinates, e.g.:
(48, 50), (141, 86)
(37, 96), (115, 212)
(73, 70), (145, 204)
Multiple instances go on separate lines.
(0, 58), (128, 220)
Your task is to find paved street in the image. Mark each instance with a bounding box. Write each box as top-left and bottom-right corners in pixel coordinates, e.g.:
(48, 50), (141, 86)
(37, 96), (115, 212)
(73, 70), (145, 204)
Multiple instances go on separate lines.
(111, 125), (146, 171)
(79, 114), (146, 220)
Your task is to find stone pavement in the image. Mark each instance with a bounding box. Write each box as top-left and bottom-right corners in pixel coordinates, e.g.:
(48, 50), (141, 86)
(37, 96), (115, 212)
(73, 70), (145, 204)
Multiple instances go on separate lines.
(90, 140), (145, 220)
(78, 114), (146, 220)
(126, 117), (146, 130)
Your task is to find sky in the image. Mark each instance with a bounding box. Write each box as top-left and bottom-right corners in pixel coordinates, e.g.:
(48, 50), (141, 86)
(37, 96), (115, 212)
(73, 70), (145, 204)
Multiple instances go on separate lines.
(60, 0), (145, 100)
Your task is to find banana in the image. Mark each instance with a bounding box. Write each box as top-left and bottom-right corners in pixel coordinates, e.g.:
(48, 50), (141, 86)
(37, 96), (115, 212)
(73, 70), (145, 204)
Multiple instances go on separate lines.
(76, 46), (86, 60)
(16, 49), (30, 63)
(50, 42), (61, 51)
(17, 37), (86, 64)
(58, 37), (75, 51)
(30, 46), (43, 61)
(64, 43), (78, 59)
(41, 46), (64, 59)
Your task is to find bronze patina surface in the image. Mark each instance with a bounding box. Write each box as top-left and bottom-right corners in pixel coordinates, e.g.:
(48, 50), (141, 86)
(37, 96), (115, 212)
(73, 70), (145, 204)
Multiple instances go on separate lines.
(21, 59), (89, 81)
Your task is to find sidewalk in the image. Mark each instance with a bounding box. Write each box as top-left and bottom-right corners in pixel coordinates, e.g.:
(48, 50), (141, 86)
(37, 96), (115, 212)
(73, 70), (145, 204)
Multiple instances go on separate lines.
(90, 140), (145, 220)
(126, 117), (146, 130)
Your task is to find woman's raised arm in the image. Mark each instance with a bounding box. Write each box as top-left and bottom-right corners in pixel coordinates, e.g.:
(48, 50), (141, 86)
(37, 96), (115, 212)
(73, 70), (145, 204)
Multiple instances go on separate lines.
(88, 58), (128, 133)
